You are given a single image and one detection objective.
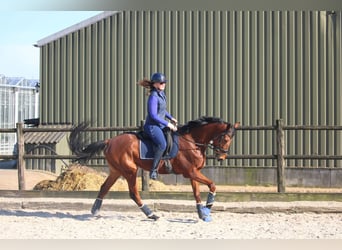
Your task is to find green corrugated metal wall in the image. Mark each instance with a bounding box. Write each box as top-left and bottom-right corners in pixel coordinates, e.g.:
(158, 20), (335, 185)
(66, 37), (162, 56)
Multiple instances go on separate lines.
(39, 11), (342, 168)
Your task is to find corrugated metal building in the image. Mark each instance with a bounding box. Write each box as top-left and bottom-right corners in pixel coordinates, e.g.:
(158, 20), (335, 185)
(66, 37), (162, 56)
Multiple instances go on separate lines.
(36, 11), (342, 168)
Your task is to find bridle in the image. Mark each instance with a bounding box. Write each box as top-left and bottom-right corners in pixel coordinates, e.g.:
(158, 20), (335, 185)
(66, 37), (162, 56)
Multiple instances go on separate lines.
(178, 123), (236, 154)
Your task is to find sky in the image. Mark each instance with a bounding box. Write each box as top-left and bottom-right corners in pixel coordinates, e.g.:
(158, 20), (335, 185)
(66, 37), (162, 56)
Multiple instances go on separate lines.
(0, 11), (102, 79)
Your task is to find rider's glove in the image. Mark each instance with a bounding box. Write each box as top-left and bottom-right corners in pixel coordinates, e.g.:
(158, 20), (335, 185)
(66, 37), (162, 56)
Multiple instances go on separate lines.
(167, 122), (178, 132)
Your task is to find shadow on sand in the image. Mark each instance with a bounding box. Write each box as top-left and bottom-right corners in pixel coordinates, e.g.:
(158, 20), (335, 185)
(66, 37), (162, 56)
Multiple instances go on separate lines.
(0, 209), (94, 221)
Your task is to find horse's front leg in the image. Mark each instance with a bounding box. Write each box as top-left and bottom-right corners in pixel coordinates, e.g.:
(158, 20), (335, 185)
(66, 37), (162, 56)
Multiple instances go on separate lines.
(190, 179), (202, 204)
(190, 179), (213, 222)
(189, 169), (217, 205)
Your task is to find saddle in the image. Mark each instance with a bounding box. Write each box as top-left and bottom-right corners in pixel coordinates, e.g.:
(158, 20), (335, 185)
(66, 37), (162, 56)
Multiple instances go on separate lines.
(133, 129), (179, 173)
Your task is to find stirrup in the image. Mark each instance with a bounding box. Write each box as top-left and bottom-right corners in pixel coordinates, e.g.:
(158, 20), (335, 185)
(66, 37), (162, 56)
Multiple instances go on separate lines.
(164, 159), (173, 173)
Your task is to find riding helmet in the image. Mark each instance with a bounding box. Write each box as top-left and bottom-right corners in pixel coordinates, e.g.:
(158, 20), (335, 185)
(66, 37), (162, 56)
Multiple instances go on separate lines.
(150, 72), (168, 83)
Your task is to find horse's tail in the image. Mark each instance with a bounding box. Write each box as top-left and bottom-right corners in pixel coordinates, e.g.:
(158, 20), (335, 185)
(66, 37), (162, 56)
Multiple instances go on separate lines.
(68, 122), (107, 164)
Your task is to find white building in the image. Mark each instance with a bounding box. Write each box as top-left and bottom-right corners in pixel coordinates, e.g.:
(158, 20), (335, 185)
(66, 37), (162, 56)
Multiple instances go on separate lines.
(0, 74), (39, 154)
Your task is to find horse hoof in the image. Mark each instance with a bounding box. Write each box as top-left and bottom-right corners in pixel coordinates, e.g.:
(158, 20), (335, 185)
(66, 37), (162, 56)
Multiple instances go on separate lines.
(91, 198), (103, 216)
(201, 207), (211, 215)
(92, 210), (100, 216)
(197, 206), (212, 222)
(148, 214), (160, 221)
(91, 206), (100, 216)
(201, 207), (212, 222)
(202, 215), (212, 222)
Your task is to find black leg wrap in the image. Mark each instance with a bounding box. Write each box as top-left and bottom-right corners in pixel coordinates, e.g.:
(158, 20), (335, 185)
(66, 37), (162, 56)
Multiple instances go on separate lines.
(206, 192), (216, 209)
(140, 204), (152, 216)
(91, 198), (103, 216)
(139, 204), (159, 220)
(196, 204), (204, 219)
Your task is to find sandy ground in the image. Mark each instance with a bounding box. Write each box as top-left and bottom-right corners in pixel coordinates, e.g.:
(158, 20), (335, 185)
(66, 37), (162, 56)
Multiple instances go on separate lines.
(0, 169), (342, 239)
(0, 200), (341, 239)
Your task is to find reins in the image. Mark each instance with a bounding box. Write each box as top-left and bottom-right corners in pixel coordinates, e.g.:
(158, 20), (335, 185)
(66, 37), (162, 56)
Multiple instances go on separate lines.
(177, 133), (208, 149)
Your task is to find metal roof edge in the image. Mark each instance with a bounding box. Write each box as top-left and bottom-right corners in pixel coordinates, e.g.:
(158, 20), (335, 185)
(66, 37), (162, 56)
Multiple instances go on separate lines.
(35, 11), (120, 47)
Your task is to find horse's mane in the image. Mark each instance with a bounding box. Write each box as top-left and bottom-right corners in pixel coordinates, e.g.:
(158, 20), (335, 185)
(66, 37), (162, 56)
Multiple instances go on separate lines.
(178, 116), (224, 135)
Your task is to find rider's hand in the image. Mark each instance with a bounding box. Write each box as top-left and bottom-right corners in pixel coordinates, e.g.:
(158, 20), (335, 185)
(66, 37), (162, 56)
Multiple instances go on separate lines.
(171, 118), (178, 125)
(167, 122), (178, 131)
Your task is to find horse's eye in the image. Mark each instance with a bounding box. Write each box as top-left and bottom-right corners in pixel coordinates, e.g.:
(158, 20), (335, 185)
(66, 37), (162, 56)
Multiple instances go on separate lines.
(223, 136), (230, 143)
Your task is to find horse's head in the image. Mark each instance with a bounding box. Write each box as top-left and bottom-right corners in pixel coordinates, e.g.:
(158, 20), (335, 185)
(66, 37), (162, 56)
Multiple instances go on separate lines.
(210, 122), (240, 161)
(179, 117), (240, 161)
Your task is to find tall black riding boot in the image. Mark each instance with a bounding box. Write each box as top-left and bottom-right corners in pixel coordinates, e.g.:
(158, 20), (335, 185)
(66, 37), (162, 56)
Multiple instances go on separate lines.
(150, 148), (164, 180)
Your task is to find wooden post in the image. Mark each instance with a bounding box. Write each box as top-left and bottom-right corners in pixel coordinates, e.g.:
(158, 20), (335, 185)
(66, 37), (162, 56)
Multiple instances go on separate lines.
(140, 120), (149, 192)
(16, 122), (26, 190)
(141, 169), (150, 192)
(276, 119), (286, 193)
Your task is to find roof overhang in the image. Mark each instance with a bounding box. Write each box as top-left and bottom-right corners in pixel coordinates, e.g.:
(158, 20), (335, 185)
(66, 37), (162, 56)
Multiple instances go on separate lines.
(35, 11), (120, 47)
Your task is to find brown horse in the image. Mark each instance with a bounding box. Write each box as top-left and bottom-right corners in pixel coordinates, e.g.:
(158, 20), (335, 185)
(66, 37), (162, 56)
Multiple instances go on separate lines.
(68, 116), (240, 222)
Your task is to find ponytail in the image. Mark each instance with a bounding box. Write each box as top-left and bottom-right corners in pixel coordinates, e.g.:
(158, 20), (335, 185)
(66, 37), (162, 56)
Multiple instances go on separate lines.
(137, 78), (153, 95)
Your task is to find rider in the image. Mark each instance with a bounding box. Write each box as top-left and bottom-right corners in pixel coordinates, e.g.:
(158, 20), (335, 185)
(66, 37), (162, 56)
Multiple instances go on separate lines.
(138, 72), (178, 180)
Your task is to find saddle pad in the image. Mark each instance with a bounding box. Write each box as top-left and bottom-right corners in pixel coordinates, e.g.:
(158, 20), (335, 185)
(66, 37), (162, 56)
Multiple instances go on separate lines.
(139, 136), (179, 160)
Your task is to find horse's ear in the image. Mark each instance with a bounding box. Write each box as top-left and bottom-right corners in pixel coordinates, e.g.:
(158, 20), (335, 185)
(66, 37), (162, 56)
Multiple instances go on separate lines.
(234, 122), (240, 128)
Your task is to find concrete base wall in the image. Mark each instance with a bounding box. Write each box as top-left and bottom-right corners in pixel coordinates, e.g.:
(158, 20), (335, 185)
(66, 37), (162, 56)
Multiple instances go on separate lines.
(159, 167), (342, 188)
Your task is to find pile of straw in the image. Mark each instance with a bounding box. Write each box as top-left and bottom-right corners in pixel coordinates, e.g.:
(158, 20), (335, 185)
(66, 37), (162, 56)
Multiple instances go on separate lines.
(33, 164), (175, 191)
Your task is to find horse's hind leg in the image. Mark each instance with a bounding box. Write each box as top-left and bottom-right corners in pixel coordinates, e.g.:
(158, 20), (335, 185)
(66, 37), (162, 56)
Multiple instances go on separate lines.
(125, 173), (159, 221)
(91, 170), (121, 216)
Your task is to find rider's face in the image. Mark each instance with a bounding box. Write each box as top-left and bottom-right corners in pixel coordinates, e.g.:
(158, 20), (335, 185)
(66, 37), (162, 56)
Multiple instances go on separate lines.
(153, 82), (166, 91)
